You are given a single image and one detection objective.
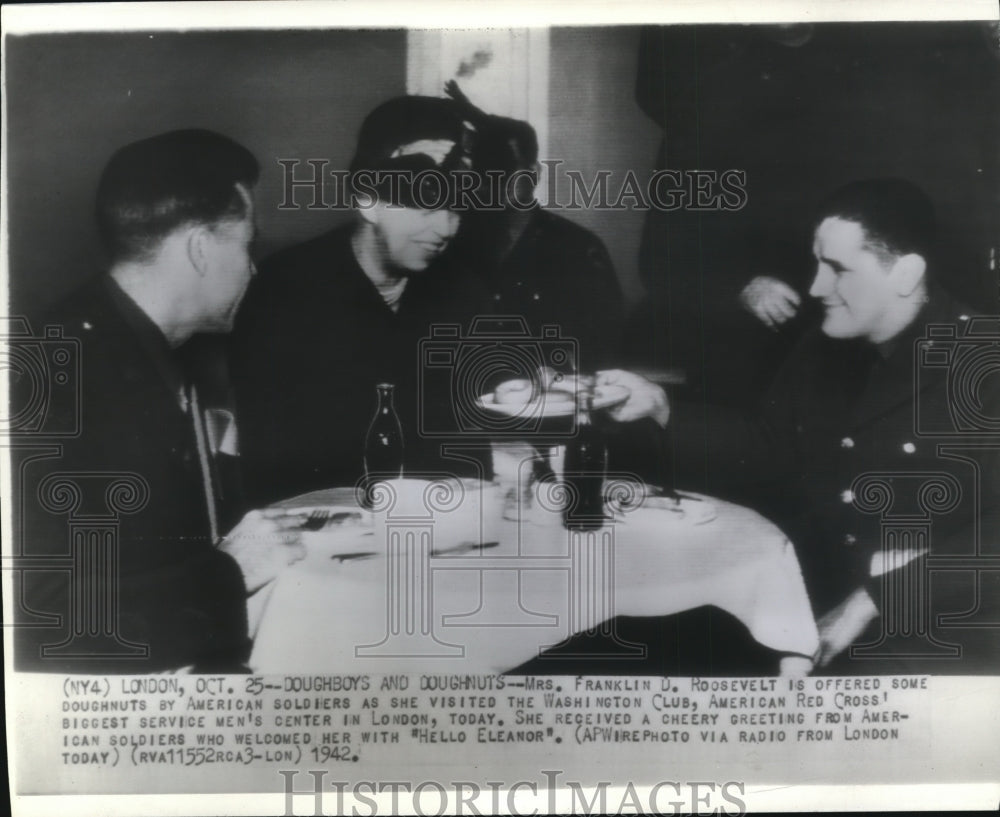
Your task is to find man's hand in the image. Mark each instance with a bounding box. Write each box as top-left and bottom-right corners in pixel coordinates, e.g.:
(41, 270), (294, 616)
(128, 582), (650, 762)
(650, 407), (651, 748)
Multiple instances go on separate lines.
(595, 369), (670, 427)
(814, 586), (879, 669)
(219, 508), (307, 594)
(739, 276), (801, 329)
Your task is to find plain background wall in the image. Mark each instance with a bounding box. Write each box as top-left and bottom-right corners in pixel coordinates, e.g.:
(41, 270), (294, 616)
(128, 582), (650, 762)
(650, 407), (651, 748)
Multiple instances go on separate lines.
(5, 30), (408, 316)
(549, 27), (661, 306)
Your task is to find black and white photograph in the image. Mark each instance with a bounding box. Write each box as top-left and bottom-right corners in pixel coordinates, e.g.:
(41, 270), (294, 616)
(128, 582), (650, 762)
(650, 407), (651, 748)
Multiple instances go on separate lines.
(3, 1), (999, 813)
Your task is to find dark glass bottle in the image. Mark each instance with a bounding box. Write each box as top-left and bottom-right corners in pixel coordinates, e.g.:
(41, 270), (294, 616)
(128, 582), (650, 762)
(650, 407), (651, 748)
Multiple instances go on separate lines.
(562, 393), (608, 530)
(362, 383), (404, 506)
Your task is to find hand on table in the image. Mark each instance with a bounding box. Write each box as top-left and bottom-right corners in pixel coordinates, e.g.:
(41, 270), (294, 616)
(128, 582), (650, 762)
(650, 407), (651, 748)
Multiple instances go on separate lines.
(739, 276), (801, 329)
(595, 369), (670, 428)
(219, 508), (307, 594)
(814, 586), (879, 668)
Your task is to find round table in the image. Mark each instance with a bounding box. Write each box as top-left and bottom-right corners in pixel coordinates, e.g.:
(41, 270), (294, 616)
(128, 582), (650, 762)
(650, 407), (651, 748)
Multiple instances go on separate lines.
(250, 479), (818, 675)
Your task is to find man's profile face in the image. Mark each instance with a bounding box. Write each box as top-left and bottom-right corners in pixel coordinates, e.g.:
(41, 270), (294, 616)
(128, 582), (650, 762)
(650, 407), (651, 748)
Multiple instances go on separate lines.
(809, 216), (897, 342)
(374, 204), (459, 273)
(202, 184), (257, 332)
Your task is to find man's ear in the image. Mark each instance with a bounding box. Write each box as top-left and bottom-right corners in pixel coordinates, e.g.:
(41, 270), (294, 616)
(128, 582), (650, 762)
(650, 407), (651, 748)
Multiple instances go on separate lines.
(186, 225), (212, 276)
(890, 252), (927, 296)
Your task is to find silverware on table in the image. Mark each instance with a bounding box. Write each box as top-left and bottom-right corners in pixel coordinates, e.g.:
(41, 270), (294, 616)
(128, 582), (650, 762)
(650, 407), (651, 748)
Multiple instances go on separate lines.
(300, 510), (364, 531)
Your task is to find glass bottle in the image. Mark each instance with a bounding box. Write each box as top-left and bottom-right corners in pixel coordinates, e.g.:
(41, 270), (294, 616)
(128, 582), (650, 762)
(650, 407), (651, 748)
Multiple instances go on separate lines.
(362, 383), (404, 506)
(562, 388), (608, 530)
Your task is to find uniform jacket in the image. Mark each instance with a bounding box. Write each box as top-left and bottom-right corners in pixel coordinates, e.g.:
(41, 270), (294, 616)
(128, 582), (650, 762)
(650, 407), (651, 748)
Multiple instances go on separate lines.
(671, 289), (1000, 670)
(15, 276), (249, 673)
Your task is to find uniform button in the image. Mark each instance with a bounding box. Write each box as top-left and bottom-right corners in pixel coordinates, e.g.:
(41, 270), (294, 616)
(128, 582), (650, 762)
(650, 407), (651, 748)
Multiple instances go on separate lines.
(82, 321), (93, 330)
(841, 437), (854, 449)
(493, 294), (502, 301)
(841, 489), (854, 504)
(844, 533), (857, 546)
(902, 442), (916, 454)
(532, 293), (540, 301)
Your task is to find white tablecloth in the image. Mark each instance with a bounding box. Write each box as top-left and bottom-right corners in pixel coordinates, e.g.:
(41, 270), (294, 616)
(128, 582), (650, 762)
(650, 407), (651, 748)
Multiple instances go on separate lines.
(250, 481), (818, 674)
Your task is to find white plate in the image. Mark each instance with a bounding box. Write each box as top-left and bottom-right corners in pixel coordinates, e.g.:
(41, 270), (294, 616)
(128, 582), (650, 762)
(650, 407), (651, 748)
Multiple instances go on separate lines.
(477, 383), (630, 418)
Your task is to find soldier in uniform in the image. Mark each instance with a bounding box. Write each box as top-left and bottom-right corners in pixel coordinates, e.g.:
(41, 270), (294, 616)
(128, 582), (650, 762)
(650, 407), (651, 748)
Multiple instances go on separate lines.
(599, 178), (1000, 673)
(17, 130), (306, 673)
(630, 23), (999, 409)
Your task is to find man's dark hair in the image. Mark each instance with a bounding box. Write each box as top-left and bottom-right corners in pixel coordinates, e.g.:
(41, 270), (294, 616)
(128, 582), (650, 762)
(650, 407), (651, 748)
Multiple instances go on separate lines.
(813, 177), (937, 265)
(96, 128), (260, 263)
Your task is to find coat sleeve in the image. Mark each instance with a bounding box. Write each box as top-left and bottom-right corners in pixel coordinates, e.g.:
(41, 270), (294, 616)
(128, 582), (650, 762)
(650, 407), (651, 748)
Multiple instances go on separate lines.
(667, 340), (804, 498)
(13, 336), (250, 673)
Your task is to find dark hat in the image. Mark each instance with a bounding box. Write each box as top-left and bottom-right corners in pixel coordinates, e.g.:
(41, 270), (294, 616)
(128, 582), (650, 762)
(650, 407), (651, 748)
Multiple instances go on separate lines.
(349, 95), (474, 175)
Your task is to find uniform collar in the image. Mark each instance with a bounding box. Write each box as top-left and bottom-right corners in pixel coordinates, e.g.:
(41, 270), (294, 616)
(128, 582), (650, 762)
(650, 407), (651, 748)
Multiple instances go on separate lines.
(852, 288), (968, 427)
(102, 275), (187, 406)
